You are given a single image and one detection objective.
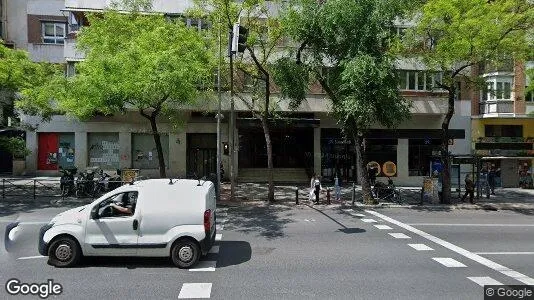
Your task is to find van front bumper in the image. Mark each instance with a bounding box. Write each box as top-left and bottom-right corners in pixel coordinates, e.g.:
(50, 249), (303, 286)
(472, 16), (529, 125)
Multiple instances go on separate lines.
(200, 228), (216, 255)
(38, 224), (53, 256)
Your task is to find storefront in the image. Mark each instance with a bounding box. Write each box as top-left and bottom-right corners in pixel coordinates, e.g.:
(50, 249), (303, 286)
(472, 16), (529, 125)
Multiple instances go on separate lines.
(37, 132), (75, 170)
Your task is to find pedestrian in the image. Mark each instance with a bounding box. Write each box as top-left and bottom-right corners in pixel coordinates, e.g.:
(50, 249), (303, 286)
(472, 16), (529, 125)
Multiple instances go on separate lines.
(487, 164), (496, 195)
(309, 174), (316, 201)
(461, 174), (474, 204)
(334, 173), (341, 202)
(313, 175), (323, 204)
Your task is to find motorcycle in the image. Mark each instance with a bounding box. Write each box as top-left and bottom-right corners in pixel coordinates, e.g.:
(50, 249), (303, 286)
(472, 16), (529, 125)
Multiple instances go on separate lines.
(59, 166), (77, 197)
(75, 168), (96, 198)
(93, 169), (123, 197)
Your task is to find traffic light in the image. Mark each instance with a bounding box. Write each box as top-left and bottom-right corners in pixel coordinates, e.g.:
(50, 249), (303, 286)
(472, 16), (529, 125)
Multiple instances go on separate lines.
(231, 23), (248, 53)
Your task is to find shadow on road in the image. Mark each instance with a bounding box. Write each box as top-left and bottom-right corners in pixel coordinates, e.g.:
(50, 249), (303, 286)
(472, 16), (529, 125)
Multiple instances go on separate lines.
(225, 206), (294, 240)
(216, 240), (251, 268)
(308, 205), (366, 235)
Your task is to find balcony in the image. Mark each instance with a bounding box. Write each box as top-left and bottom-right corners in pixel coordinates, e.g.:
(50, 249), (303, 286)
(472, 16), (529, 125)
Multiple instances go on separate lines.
(479, 100), (514, 115)
(64, 38), (85, 61)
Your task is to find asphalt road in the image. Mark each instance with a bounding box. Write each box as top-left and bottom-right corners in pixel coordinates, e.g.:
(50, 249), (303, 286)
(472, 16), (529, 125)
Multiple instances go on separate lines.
(1, 203), (533, 299)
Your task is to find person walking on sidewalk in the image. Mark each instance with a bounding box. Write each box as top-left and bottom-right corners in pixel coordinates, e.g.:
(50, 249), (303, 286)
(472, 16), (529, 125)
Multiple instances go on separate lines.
(461, 174), (474, 204)
(312, 175), (323, 204)
(488, 165), (496, 195)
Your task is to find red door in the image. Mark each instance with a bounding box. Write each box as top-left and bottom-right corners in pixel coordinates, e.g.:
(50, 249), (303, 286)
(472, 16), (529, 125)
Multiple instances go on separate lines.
(38, 133), (59, 170)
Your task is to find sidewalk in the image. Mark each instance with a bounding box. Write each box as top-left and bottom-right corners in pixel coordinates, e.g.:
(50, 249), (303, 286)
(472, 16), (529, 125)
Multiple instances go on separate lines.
(218, 182), (534, 212)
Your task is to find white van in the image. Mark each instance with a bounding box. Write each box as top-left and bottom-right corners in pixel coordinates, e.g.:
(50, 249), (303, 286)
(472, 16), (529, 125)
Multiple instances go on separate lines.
(35, 179), (216, 268)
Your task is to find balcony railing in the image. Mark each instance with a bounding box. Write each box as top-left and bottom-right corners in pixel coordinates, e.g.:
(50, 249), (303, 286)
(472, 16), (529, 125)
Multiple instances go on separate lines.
(479, 100), (514, 114)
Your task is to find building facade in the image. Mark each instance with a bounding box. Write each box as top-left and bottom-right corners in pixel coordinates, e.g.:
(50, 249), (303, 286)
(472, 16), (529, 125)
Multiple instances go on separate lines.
(17, 1), (474, 186)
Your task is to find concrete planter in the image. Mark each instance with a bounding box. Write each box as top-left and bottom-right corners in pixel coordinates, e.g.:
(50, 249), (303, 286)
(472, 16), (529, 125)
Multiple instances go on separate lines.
(12, 159), (26, 176)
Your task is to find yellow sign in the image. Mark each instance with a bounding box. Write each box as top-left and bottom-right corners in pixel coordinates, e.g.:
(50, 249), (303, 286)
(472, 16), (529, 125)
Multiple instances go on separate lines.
(121, 169), (140, 184)
(367, 161), (381, 175)
(382, 161), (397, 177)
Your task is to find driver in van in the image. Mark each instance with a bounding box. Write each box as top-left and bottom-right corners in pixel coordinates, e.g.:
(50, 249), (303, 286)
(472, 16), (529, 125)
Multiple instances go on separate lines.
(111, 192), (137, 216)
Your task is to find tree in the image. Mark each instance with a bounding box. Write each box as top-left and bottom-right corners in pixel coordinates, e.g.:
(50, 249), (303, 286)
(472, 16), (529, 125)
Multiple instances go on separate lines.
(279, 0), (412, 204)
(18, 7), (215, 178)
(194, 0), (288, 202)
(404, 0), (534, 203)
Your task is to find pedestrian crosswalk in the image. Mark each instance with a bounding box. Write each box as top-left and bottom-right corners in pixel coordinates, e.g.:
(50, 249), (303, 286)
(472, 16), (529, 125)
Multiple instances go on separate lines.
(178, 207), (229, 298)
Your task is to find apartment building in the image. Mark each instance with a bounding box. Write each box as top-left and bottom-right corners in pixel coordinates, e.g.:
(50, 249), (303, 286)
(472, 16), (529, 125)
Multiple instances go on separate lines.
(19, 0), (472, 186)
(471, 61), (534, 187)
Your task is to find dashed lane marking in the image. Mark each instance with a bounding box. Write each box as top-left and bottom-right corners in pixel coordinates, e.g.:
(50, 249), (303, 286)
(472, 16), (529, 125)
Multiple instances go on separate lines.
(467, 277), (503, 287)
(189, 261), (216, 272)
(374, 225), (392, 230)
(408, 244), (434, 251)
(208, 246), (219, 254)
(432, 257), (467, 268)
(389, 233), (411, 239)
(366, 210), (534, 285)
(408, 223), (534, 227)
(361, 219), (377, 223)
(178, 283), (212, 298)
(350, 213), (366, 218)
(18, 256), (47, 260)
(215, 234), (222, 241)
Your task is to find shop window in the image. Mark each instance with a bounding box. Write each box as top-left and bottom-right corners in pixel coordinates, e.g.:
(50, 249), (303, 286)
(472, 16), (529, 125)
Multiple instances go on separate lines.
(37, 133), (75, 170)
(366, 139), (397, 177)
(484, 125), (522, 137)
(88, 133), (120, 169)
(132, 133), (169, 169)
(408, 139), (441, 177)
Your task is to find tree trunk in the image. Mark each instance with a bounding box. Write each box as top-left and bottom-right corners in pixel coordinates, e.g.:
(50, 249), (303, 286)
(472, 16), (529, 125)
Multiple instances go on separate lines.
(261, 117), (275, 202)
(149, 115), (167, 178)
(354, 133), (374, 204)
(440, 86), (456, 204)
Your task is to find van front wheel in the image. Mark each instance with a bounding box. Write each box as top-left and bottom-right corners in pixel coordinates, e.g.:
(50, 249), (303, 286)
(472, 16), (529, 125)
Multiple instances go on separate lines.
(48, 236), (81, 268)
(171, 240), (200, 269)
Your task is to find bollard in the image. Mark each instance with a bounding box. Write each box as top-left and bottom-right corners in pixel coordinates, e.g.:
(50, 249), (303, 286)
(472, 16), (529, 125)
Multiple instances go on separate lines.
(33, 180), (36, 200)
(327, 188), (331, 205)
(351, 183), (355, 206)
(295, 187), (299, 205)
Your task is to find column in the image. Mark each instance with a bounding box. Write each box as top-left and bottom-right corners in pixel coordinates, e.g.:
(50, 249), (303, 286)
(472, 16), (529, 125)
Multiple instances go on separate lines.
(314, 127), (321, 176)
(25, 131), (38, 174)
(119, 132), (131, 169)
(74, 131), (87, 170)
(396, 139), (409, 182)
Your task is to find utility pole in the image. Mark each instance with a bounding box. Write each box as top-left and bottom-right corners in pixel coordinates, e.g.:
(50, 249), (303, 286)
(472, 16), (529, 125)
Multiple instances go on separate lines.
(229, 26), (235, 201)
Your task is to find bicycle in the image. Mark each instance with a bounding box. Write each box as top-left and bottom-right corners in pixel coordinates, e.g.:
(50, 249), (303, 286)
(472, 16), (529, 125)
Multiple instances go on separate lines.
(372, 178), (404, 204)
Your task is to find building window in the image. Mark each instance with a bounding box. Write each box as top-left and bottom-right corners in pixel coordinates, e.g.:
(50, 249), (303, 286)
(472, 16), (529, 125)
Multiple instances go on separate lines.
(132, 133), (169, 169)
(88, 133), (120, 169)
(66, 61), (77, 77)
(484, 125), (523, 137)
(398, 70), (443, 91)
(481, 76), (513, 101)
(68, 11), (87, 33)
(42, 22), (65, 44)
(408, 139), (441, 177)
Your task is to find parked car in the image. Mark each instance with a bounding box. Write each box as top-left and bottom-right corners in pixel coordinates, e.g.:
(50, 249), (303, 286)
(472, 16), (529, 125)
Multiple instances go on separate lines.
(26, 179), (216, 268)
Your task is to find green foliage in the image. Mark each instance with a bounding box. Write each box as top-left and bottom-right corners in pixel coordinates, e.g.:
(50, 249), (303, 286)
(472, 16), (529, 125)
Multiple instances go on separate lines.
(0, 137), (31, 158)
(51, 11), (215, 120)
(271, 57), (309, 110)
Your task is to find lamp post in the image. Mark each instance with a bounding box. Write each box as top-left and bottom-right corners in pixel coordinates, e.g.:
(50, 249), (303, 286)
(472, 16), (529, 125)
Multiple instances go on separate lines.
(216, 16), (222, 202)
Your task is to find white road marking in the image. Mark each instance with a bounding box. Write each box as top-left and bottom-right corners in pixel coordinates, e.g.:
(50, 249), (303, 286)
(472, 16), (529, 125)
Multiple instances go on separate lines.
(366, 210), (534, 285)
(374, 225), (392, 230)
(409, 223), (534, 227)
(215, 234), (222, 241)
(189, 261), (216, 272)
(8, 221), (49, 225)
(467, 277), (503, 287)
(408, 244), (434, 251)
(361, 219), (377, 223)
(18, 255), (47, 260)
(209, 246), (220, 254)
(350, 213), (366, 218)
(389, 233), (411, 239)
(342, 209), (354, 213)
(475, 252), (534, 255)
(432, 257), (467, 268)
(178, 283), (212, 298)
(216, 224), (224, 231)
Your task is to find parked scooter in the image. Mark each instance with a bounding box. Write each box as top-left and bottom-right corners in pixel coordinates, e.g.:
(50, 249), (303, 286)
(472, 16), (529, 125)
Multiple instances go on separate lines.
(59, 166), (77, 197)
(93, 169), (122, 196)
(75, 168), (96, 198)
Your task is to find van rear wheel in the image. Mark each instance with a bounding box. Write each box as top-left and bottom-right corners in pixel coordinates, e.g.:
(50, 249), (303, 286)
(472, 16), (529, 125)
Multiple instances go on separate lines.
(48, 236), (81, 268)
(171, 240), (200, 269)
